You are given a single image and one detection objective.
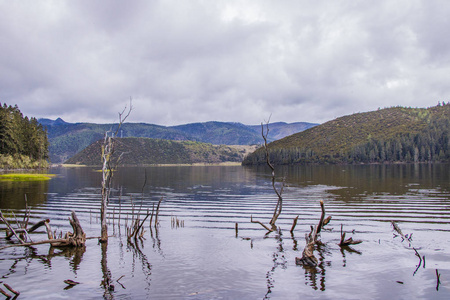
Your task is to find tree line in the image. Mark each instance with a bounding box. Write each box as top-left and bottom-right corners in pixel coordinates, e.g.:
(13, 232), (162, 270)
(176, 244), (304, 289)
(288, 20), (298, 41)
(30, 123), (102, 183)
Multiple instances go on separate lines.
(244, 130), (449, 165)
(0, 103), (49, 168)
(243, 104), (450, 165)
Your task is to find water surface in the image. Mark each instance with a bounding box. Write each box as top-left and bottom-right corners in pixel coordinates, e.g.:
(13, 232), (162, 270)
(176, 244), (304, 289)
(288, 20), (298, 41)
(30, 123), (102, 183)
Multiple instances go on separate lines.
(0, 164), (449, 299)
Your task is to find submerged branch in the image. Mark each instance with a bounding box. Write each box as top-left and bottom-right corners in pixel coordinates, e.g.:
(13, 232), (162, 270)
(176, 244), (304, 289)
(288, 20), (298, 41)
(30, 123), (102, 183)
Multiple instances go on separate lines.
(0, 210), (25, 244)
(296, 200), (331, 267)
(338, 224), (362, 247)
(0, 211), (89, 250)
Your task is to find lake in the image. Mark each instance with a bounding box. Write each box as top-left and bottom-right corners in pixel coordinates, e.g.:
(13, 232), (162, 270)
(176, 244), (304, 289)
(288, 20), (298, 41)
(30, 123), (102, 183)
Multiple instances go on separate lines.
(1, 164), (449, 299)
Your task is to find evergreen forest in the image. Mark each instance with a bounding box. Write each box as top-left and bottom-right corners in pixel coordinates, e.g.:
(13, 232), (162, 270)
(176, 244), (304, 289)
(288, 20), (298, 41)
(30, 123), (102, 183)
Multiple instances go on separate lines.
(243, 104), (450, 165)
(0, 103), (49, 169)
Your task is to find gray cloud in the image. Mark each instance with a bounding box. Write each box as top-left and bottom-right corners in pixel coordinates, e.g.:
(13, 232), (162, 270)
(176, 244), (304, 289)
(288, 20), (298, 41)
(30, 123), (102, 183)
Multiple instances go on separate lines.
(1, 0), (449, 125)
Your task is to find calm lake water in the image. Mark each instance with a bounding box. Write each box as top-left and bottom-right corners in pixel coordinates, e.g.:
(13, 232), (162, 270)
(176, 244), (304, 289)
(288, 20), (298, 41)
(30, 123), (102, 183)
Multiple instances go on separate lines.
(1, 164), (449, 299)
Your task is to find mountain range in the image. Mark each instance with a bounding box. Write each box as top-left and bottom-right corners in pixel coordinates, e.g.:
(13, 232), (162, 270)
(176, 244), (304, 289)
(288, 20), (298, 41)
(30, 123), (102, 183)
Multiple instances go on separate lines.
(39, 119), (318, 163)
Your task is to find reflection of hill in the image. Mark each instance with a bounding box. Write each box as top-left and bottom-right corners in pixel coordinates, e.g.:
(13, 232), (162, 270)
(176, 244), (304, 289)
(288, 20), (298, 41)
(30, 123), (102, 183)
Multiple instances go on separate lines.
(0, 179), (49, 209)
(245, 164), (450, 200)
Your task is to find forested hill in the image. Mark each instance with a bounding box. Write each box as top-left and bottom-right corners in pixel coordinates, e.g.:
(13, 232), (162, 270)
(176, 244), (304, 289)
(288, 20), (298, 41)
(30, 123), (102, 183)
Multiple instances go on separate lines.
(65, 137), (257, 166)
(41, 120), (317, 163)
(243, 104), (450, 165)
(0, 103), (49, 169)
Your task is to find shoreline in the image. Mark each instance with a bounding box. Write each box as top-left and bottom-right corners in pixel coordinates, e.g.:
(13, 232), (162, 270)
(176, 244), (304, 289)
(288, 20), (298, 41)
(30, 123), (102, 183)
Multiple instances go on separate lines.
(57, 161), (243, 168)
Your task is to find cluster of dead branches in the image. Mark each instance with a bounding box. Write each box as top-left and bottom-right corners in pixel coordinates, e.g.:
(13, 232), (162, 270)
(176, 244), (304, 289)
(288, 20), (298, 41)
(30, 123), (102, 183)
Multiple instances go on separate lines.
(127, 197), (162, 244)
(249, 121), (362, 268)
(0, 210), (87, 250)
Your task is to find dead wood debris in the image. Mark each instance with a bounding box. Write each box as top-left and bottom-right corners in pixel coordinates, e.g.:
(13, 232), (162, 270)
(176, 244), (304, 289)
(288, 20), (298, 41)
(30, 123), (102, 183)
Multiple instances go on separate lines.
(64, 279), (80, 286)
(1, 210), (87, 250)
(0, 283), (20, 298)
(338, 224), (362, 247)
(290, 215), (299, 234)
(436, 269), (441, 291)
(127, 197), (162, 244)
(296, 200), (333, 267)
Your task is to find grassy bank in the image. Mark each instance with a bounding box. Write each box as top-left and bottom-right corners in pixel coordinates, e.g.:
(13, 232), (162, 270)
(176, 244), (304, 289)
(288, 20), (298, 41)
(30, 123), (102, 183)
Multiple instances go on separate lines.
(0, 173), (56, 181)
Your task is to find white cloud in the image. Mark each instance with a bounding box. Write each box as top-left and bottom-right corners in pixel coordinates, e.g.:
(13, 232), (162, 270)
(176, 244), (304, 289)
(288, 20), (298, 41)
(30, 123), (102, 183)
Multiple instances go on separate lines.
(0, 0), (449, 125)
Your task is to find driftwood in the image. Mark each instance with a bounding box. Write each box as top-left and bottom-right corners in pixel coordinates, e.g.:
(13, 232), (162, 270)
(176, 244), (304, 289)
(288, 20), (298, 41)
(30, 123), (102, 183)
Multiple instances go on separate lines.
(391, 221), (427, 276)
(290, 215), (299, 234)
(338, 224), (362, 247)
(436, 269), (441, 291)
(3, 283), (19, 296)
(5, 219), (50, 241)
(0, 288), (11, 298)
(0, 211), (86, 250)
(296, 200), (330, 267)
(154, 197), (163, 228)
(127, 210), (150, 243)
(0, 282), (20, 298)
(64, 279), (80, 286)
(0, 210), (25, 244)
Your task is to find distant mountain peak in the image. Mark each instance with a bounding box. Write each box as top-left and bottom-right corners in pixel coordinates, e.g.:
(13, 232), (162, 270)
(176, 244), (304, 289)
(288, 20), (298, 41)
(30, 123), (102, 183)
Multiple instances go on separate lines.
(38, 117), (68, 126)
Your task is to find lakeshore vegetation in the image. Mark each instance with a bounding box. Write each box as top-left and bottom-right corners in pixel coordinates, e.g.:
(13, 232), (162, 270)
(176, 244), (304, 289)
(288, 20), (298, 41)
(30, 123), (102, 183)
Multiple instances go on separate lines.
(243, 104), (450, 165)
(0, 103), (49, 169)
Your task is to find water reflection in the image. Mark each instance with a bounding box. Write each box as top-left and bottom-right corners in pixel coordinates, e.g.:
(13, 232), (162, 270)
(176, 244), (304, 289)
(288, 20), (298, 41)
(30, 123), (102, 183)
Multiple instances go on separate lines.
(340, 245), (362, 268)
(0, 180), (49, 209)
(245, 163), (450, 200)
(1, 164), (450, 299)
(264, 229), (287, 299)
(100, 242), (114, 299)
(2, 245), (85, 279)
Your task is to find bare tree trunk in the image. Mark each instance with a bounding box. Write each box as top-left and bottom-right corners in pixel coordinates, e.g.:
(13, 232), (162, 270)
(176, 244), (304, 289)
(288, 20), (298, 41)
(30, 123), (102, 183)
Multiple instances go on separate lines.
(100, 136), (112, 243)
(251, 120), (285, 233)
(99, 101), (132, 243)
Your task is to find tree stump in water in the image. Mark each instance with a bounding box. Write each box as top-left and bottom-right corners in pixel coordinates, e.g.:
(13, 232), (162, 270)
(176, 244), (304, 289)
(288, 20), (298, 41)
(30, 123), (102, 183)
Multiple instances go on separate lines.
(296, 200), (330, 267)
(51, 211), (86, 247)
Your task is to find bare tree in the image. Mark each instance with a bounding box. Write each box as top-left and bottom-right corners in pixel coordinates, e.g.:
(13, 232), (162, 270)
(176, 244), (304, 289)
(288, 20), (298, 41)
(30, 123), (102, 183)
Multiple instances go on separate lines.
(100, 101), (132, 243)
(251, 120), (284, 232)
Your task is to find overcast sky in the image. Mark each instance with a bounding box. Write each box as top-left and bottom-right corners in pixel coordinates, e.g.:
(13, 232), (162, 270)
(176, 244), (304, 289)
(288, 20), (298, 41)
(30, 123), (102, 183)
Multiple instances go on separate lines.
(1, 1), (449, 125)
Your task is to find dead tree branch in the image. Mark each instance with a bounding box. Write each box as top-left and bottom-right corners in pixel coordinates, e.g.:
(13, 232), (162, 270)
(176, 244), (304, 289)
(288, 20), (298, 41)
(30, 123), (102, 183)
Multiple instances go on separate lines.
(3, 283), (19, 297)
(290, 215), (299, 234)
(251, 120), (285, 233)
(154, 197), (163, 228)
(100, 100), (133, 243)
(0, 211), (87, 250)
(338, 224), (362, 247)
(5, 219), (50, 240)
(0, 210), (25, 244)
(436, 269), (441, 291)
(296, 200), (331, 267)
(0, 287), (11, 298)
(391, 221), (427, 276)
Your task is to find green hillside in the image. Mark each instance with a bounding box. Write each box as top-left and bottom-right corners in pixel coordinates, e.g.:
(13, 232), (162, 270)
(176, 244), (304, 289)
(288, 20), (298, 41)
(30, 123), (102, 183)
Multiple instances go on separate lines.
(247, 122), (318, 140)
(243, 104), (450, 165)
(42, 120), (316, 163)
(65, 137), (255, 166)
